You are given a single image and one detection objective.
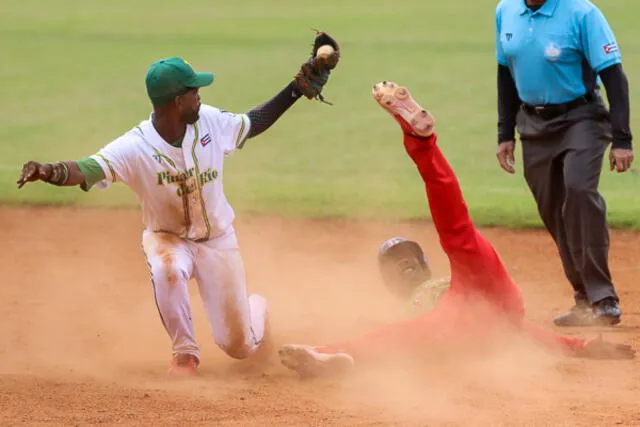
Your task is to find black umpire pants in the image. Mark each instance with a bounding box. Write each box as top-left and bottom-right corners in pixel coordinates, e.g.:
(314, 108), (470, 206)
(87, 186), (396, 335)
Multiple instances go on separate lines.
(516, 97), (618, 305)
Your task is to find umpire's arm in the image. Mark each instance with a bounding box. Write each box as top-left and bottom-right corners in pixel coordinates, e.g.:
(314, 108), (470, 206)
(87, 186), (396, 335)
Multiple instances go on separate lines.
(495, 5), (521, 174)
(599, 64), (632, 150)
(582, 8), (634, 172)
(497, 65), (521, 146)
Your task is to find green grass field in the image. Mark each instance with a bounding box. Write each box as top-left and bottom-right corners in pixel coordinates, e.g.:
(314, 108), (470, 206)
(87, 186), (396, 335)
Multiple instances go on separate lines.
(2, 0), (639, 228)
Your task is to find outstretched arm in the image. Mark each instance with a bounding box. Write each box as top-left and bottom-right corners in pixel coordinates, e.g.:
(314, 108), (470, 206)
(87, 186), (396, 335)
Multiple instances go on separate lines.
(17, 157), (106, 191)
(521, 321), (635, 359)
(17, 160), (85, 188)
(520, 321), (586, 356)
(245, 82), (303, 139)
(243, 30), (340, 140)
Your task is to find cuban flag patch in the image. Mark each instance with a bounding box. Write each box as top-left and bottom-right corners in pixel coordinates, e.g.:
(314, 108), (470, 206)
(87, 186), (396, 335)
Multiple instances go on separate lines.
(200, 133), (212, 147)
(603, 42), (619, 54)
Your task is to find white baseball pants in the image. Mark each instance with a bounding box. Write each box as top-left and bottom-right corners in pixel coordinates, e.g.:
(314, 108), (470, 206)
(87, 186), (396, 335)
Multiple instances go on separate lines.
(141, 227), (267, 361)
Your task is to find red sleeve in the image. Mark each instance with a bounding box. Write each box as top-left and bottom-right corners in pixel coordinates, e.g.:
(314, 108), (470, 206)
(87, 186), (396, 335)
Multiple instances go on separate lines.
(521, 321), (586, 356)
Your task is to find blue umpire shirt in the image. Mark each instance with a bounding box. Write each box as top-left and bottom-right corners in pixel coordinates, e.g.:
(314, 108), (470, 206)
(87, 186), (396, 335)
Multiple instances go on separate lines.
(496, 0), (622, 106)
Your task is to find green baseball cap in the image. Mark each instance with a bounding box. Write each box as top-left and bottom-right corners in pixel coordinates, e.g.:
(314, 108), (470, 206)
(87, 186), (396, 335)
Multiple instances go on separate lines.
(145, 57), (214, 106)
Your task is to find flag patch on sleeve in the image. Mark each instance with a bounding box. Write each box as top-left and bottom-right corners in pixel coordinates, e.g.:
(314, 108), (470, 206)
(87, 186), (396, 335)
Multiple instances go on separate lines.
(200, 133), (212, 147)
(603, 42), (619, 54)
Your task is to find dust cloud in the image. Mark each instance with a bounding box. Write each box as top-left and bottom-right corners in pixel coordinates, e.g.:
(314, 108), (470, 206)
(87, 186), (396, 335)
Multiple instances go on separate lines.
(1, 207), (639, 426)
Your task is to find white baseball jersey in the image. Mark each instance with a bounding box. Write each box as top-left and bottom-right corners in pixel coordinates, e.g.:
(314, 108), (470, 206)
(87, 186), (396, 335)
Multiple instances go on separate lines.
(91, 105), (250, 241)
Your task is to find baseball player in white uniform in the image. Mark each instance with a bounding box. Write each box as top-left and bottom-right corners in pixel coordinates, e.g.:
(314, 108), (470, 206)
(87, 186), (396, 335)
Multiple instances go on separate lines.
(16, 32), (341, 376)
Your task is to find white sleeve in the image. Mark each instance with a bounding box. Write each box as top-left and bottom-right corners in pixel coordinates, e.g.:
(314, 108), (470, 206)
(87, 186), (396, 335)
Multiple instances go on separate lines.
(88, 133), (137, 189)
(200, 104), (251, 155)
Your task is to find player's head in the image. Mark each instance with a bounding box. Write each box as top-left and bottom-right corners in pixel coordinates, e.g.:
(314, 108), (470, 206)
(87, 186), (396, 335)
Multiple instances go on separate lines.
(145, 57), (213, 124)
(377, 237), (432, 300)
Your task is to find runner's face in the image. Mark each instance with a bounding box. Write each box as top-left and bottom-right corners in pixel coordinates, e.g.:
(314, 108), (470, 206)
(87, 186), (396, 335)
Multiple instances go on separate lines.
(379, 247), (429, 299)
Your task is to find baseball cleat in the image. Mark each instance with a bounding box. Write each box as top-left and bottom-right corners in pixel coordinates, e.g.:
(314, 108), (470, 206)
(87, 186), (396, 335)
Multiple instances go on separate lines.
(278, 344), (354, 379)
(372, 81), (435, 137)
(168, 353), (199, 377)
(554, 298), (621, 327)
(593, 297), (622, 326)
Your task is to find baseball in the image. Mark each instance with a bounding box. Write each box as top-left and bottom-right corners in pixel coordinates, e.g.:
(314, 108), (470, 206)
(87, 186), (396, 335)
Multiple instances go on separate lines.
(316, 44), (335, 58)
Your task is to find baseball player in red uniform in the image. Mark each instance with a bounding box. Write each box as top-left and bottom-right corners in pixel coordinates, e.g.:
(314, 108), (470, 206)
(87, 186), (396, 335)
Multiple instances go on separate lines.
(279, 81), (636, 378)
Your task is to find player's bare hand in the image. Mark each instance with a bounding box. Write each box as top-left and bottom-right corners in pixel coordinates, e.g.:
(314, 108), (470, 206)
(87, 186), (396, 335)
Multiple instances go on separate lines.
(496, 140), (516, 174)
(578, 335), (636, 360)
(609, 148), (634, 173)
(16, 161), (51, 189)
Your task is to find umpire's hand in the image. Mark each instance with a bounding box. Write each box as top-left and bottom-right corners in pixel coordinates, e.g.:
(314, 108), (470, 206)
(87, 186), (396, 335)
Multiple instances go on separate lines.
(496, 140), (516, 174)
(609, 148), (634, 173)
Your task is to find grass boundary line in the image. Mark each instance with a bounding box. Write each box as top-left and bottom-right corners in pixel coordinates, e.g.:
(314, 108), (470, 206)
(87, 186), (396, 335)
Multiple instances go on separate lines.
(1, 202), (640, 231)
(2, 200), (639, 230)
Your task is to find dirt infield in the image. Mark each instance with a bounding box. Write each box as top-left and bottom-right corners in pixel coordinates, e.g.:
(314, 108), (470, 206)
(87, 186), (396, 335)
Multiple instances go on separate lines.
(1, 206), (639, 426)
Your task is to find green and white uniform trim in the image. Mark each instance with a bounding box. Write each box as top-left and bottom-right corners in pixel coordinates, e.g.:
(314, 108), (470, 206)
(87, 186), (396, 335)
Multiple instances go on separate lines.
(77, 157), (106, 191)
(235, 116), (249, 150)
(190, 123), (213, 241)
(81, 104), (250, 242)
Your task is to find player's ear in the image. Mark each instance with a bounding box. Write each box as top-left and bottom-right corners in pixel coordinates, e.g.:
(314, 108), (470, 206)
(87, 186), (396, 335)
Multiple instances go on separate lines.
(174, 94), (184, 110)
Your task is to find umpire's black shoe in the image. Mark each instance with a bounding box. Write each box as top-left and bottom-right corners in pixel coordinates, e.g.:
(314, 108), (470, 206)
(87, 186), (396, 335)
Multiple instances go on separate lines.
(593, 297), (622, 326)
(553, 302), (595, 327)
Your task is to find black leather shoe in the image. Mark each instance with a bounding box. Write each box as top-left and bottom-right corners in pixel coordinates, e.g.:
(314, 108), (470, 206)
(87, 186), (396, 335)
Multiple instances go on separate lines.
(554, 303), (595, 327)
(593, 297), (621, 326)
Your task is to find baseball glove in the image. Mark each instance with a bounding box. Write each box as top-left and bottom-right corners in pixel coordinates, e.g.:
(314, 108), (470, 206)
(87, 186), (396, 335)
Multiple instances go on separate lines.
(293, 30), (341, 104)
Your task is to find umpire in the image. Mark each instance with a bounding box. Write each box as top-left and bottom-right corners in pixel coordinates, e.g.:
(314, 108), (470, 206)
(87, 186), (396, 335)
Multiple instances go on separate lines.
(494, 0), (634, 326)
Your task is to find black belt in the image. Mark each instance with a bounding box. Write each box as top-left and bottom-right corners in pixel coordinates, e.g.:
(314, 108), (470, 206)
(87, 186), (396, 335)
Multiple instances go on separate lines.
(522, 93), (596, 120)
